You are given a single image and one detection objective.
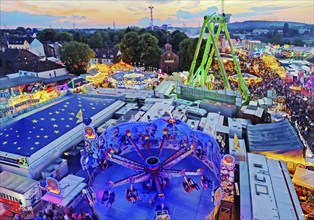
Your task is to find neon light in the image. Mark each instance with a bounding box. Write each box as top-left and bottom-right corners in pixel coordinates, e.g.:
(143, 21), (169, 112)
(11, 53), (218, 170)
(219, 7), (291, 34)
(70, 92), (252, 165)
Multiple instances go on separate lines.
(222, 154), (235, 168)
(214, 187), (222, 206)
(46, 177), (62, 196)
(83, 126), (98, 140)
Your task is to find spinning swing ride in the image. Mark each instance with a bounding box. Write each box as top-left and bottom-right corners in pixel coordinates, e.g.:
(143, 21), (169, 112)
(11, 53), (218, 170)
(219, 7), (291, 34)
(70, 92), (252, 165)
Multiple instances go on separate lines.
(102, 117), (221, 205)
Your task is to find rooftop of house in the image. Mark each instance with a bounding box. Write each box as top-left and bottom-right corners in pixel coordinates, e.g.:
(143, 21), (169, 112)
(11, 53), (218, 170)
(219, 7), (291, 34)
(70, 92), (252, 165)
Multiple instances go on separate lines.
(21, 59), (65, 72)
(94, 48), (118, 59)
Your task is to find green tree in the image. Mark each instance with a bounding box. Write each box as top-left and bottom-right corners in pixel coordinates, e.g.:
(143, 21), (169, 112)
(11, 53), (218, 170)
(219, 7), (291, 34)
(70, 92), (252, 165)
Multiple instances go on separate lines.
(119, 31), (141, 64)
(283, 23), (289, 37)
(293, 38), (305, 46)
(171, 31), (188, 52)
(125, 26), (141, 34)
(88, 32), (103, 49)
(38, 29), (57, 42)
(14, 27), (26, 35)
(178, 38), (206, 71)
(99, 31), (110, 48)
(272, 33), (283, 45)
(310, 40), (314, 47)
(178, 38), (193, 70)
(147, 30), (168, 48)
(139, 33), (162, 68)
(112, 35), (120, 46)
(73, 32), (88, 43)
(59, 41), (95, 75)
(57, 32), (73, 42)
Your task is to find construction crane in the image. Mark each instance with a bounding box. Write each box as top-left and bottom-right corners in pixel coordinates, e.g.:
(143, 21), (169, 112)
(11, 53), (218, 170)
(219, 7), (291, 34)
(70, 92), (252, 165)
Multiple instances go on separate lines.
(187, 1), (250, 105)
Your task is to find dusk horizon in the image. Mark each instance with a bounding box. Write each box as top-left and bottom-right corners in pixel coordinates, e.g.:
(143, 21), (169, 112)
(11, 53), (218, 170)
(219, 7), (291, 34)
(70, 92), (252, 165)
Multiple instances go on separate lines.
(1, 0), (314, 29)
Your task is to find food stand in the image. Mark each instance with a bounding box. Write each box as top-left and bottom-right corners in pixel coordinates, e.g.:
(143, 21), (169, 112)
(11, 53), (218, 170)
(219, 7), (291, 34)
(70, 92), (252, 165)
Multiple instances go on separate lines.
(0, 171), (42, 219)
(41, 174), (86, 209)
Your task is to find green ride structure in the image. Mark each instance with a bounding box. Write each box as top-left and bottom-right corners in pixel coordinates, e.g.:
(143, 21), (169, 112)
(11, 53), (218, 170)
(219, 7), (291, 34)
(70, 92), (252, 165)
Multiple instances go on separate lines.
(187, 12), (250, 105)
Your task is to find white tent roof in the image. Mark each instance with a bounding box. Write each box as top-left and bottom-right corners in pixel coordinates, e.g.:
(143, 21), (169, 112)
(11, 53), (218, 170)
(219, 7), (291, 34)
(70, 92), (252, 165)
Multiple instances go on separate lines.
(0, 171), (39, 195)
(41, 174), (86, 207)
(292, 167), (314, 190)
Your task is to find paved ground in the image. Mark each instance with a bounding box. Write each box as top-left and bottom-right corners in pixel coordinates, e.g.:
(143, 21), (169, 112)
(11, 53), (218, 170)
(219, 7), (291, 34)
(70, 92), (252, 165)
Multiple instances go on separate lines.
(75, 149), (218, 220)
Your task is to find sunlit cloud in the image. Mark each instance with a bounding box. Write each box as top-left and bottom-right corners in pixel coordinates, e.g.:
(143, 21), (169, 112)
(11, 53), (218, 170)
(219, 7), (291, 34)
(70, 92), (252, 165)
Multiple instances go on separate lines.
(0, 0), (313, 28)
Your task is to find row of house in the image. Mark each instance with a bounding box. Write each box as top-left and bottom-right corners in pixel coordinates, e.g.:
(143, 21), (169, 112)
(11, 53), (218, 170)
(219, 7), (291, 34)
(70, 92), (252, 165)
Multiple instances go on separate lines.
(0, 34), (70, 88)
(2, 34), (62, 59)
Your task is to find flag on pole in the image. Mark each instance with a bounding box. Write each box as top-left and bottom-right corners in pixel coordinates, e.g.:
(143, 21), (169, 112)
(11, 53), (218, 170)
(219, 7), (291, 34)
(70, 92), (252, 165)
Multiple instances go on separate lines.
(76, 109), (83, 124)
(234, 133), (242, 152)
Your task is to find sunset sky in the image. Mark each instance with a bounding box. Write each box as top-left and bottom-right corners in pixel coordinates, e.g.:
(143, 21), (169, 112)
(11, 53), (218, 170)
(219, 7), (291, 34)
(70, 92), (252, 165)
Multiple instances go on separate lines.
(1, 0), (313, 29)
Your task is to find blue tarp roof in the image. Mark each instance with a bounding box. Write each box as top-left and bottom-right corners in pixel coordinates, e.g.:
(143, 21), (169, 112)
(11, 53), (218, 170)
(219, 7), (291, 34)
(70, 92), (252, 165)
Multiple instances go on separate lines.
(0, 96), (116, 156)
(247, 119), (304, 151)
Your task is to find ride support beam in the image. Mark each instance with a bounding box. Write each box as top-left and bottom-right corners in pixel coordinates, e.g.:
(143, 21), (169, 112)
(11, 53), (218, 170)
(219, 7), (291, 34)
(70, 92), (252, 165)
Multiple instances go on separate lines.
(163, 145), (195, 169)
(109, 172), (150, 188)
(222, 22), (250, 104)
(153, 174), (164, 195)
(161, 145), (190, 166)
(127, 135), (147, 161)
(108, 154), (144, 171)
(208, 22), (231, 90)
(162, 168), (203, 177)
(188, 16), (210, 83)
(157, 134), (166, 158)
(204, 24), (222, 78)
(199, 22), (215, 86)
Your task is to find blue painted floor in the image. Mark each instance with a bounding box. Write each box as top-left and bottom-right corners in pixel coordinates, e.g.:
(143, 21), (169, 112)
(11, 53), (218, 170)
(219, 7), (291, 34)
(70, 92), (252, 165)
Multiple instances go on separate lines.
(76, 149), (217, 220)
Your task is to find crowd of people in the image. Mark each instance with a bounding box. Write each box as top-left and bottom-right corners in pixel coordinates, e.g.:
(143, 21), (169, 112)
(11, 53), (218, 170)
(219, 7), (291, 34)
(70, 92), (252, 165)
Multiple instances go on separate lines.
(34, 203), (93, 220)
(211, 52), (314, 150)
(248, 60), (314, 148)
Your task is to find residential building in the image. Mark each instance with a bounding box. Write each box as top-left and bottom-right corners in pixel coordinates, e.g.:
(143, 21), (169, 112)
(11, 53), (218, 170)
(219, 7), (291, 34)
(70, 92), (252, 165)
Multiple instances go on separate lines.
(252, 29), (270, 35)
(298, 27), (310, 35)
(0, 48), (39, 77)
(90, 48), (119, 64)
(43, 42), (62, 58)
(242, 40), (266, 51)
(27, 38), (45, 58)
(7, 38), (30, 50)
(18, 59), (68, 78)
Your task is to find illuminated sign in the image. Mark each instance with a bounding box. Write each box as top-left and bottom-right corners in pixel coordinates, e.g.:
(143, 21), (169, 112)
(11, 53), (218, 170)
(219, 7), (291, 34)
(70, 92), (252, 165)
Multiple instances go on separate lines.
(46, 177), (61, 196)
(222, 155), (235, 168)
(0, 193), (22, 204)
(83, 126), (98, 141)
(214, 187), (222, 206)
(165, 60), (174, 63)
(0, 156), (28, 167)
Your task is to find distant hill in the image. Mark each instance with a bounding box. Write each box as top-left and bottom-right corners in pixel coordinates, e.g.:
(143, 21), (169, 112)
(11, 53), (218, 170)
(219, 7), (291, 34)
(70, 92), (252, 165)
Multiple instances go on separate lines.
(228, 20), (314, 30)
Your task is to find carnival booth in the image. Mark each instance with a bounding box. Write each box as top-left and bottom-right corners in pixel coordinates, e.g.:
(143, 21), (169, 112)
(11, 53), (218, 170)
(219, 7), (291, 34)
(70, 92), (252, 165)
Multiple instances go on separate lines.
(0, 171), (42, 220)
(292, 167), (314, 191)
(41, 175), (86, 209)
(229, 134), (247, 163)
(292, 167), (314, 218)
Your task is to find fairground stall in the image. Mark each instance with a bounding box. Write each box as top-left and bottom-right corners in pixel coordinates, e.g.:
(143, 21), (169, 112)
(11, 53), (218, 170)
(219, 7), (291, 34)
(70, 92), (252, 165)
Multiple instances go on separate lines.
(0, 171), (42, 220)
(239, 153), (304, 220)
(0, 79), (69, 119)
(292, 167), (314, 218)
(41, 175), (86, 210)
